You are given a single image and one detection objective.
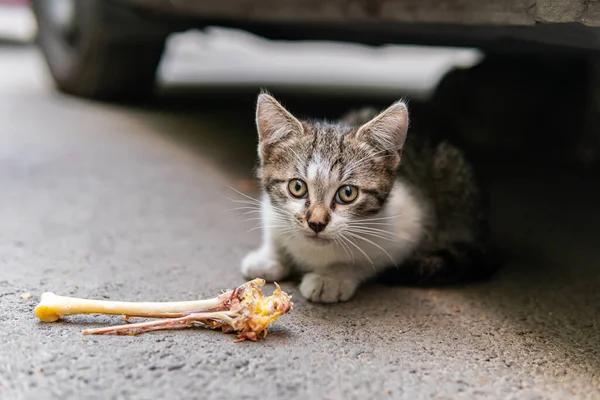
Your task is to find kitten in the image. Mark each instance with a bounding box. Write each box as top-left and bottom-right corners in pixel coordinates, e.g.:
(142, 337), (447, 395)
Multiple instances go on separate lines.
(241, 93), (494, 303)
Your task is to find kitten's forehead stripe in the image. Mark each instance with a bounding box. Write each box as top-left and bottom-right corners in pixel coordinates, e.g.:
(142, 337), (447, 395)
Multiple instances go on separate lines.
(307, 163), (318, 182)
(307, 158), (332, 202)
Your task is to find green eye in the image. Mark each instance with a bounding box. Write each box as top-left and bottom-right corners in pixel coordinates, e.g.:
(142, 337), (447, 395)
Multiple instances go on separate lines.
(288, 179), (308, 198)
(336, 185), (359, 204)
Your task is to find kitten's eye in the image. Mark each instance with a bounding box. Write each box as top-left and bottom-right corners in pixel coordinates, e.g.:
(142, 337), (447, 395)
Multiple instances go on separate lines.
(336, 185), (359, 204)
(288, 179), (308, 199)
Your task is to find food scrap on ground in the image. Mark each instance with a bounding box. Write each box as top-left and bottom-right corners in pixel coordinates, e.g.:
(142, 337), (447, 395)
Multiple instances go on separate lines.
(34, 279), (292, 342)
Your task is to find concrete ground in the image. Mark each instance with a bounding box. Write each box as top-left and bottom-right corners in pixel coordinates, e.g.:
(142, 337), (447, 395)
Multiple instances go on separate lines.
(0, 43), (599, 400)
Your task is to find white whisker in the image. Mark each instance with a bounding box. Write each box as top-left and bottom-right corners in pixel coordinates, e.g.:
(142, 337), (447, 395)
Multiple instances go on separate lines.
(334, 236), (354, 266)
(247, 224), (294, 233)
(242, 217), (263, 223)
(243, 210), (262, 215)
(242, 217), (291, 225)
(352, 214), (403, 223)
(348, 221), (396, 226)
(347, 225), (400, 237)
(244, 216), (292, 225)
(346, 229), (398, 242)
(346, 232), (398, 268)
(278, 230), (298, 243)
(348, 227), (416, 244)
(227, 196), (293, 219)
(222, 206), (257, 213)
(227, 186), (260, 201)
(227, 186), (297, 219)
(340, 234), (375, 270)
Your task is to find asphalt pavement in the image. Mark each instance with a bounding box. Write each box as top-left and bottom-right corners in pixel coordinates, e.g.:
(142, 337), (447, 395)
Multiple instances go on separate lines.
(0, 44), (599, 400)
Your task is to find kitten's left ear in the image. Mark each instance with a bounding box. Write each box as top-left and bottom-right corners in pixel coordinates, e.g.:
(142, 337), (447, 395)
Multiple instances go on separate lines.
(256, 93), (304, 149)
(355, 101), (409, 165)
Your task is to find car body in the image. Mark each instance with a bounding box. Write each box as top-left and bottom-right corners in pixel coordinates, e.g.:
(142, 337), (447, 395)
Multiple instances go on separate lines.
(31, 0), (600, 100)
(116, 0), (600, 53)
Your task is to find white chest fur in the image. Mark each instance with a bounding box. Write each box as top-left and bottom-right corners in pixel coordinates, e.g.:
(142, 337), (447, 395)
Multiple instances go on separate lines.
(265, 181), (426, 277)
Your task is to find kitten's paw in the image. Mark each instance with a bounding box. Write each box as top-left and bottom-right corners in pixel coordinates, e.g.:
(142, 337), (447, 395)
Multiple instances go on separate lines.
(299, 273), (359, 303)
(241, 249), (289, 282)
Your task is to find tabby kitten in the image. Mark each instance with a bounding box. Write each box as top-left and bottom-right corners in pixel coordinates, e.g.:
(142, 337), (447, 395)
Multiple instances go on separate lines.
(241, 93), (493, 303)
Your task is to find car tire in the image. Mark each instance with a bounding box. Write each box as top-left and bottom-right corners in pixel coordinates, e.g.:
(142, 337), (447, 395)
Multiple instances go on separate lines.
(31, 0), (170, 101)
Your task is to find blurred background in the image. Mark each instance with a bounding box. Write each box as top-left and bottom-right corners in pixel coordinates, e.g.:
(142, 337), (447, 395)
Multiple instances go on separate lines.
(0, 0), (481, 97)
(3, 0), (599, 166)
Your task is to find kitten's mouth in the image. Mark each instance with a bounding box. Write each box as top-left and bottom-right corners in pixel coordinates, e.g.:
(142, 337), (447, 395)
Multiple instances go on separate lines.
(305, 234), (333, 245)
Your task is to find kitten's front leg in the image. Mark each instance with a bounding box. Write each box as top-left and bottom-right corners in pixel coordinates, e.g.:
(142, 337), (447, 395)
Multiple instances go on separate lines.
(241, 244), (290, 282)
(299, 266), (362, 303)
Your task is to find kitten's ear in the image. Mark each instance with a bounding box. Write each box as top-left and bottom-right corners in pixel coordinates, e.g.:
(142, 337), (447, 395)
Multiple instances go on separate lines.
(355, 101), (409, 165)
(256, 93), (303, 152)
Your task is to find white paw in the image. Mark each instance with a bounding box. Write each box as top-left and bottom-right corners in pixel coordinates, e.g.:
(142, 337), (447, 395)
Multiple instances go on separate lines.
(299, 273), (359, 303)
(241, 248), (289, 282)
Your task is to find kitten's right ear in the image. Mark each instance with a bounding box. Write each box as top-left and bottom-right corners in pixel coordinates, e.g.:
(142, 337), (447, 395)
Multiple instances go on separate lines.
(354, 100), (409, 166)
(256, 93), (303, 150)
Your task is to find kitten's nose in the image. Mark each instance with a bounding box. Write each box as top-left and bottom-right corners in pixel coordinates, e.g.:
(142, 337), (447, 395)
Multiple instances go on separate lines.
(307, 205), (330, 234)
(308, 221), (326, 233)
